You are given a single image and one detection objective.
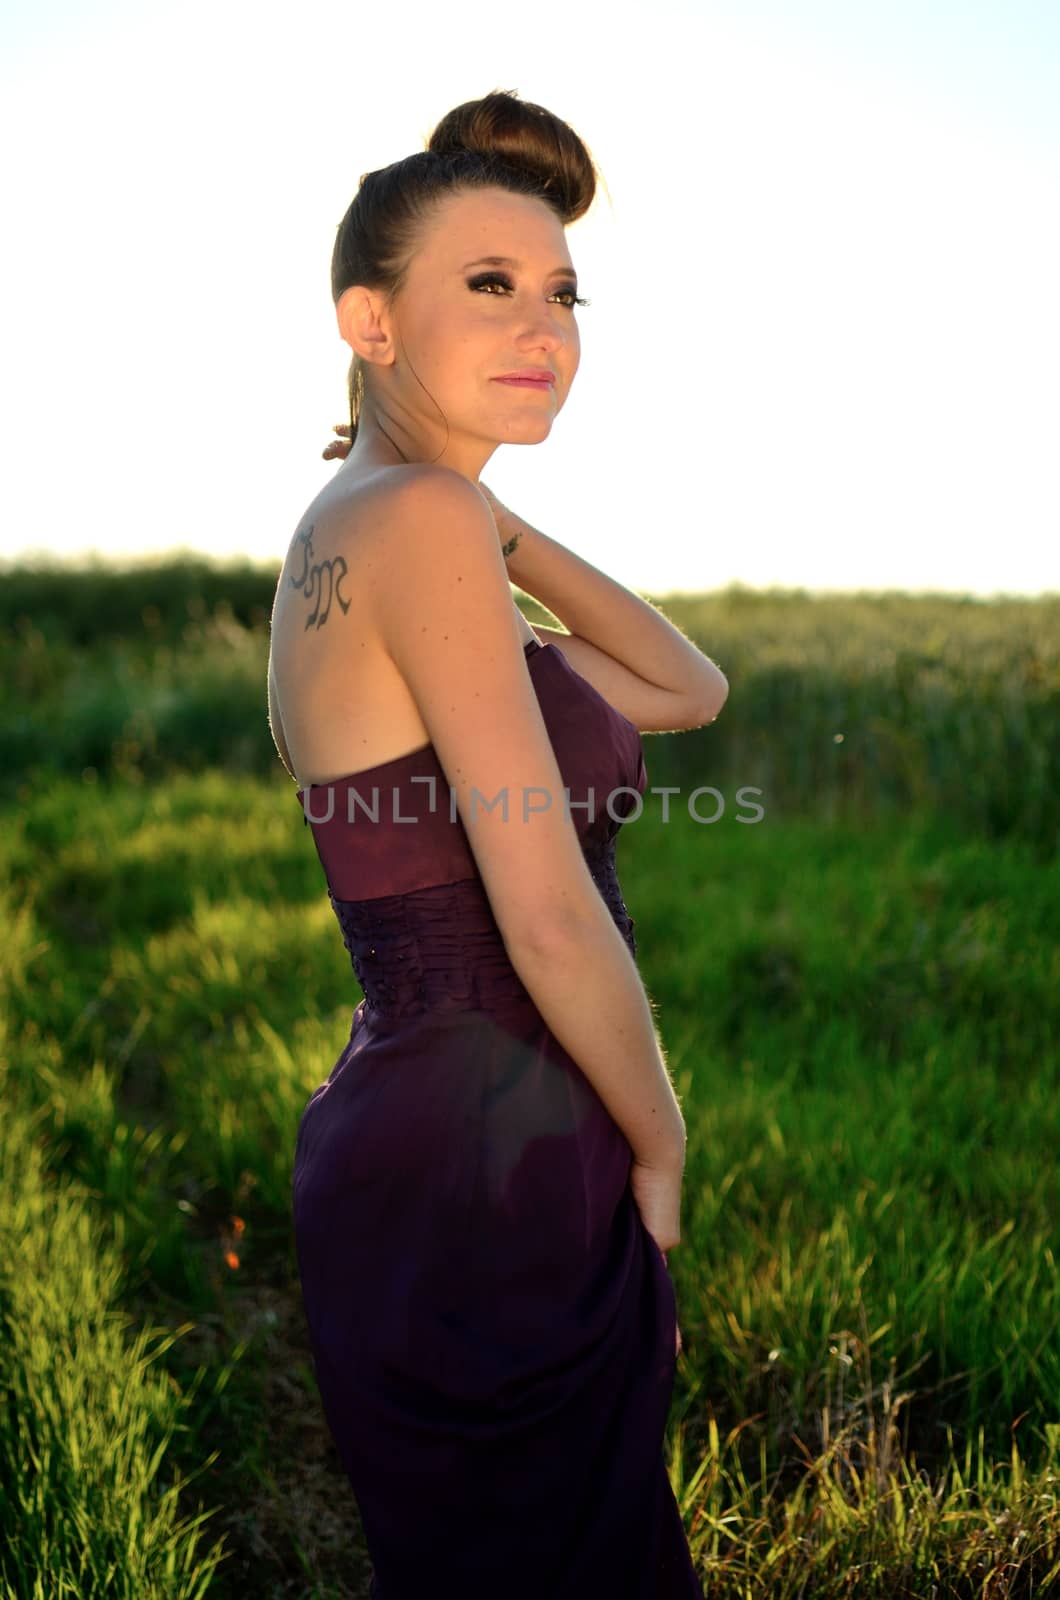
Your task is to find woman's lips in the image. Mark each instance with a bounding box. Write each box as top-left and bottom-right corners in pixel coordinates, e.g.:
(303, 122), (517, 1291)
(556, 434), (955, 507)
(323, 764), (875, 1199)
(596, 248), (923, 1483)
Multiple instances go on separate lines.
(492, 376), (554, 388)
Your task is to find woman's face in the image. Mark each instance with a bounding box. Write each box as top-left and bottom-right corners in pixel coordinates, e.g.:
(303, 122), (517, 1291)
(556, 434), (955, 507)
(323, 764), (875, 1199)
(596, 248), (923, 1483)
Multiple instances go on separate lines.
(357, 186), (583, 472)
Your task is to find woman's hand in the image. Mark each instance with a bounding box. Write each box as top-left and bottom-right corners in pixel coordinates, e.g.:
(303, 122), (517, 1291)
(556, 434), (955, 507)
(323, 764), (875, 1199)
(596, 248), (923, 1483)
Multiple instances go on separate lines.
(630, 1151), (686, 1358)
(629, 1150), (684, 1254)
(323, 422), (353, 461)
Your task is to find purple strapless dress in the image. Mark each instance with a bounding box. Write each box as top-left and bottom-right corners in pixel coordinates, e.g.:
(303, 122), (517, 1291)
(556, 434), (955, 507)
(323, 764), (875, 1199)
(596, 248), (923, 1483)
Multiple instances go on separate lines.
(292, 638), (703, 1598)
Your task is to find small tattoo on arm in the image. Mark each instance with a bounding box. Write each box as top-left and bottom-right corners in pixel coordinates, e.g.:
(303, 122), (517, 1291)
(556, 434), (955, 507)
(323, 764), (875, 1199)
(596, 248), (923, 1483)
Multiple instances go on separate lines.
(501, 531), (521, 559)
(289, 522), (352, 629)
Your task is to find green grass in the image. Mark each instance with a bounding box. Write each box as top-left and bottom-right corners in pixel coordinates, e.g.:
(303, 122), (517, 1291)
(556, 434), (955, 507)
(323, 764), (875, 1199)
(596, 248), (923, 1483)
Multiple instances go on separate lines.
(0, 1074), (231, 1598)
(1, 560), (1058, 1595)
(2, 560), (1057, 851)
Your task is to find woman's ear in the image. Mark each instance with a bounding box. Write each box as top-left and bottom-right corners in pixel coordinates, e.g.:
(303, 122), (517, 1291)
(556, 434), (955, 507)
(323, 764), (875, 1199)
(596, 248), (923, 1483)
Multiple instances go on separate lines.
(336, 285), (394, 369)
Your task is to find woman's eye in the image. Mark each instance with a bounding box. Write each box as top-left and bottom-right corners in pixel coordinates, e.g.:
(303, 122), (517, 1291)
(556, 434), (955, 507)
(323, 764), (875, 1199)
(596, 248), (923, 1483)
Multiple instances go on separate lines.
(467, 272), (589, 308)
(468, 272), (513, 295)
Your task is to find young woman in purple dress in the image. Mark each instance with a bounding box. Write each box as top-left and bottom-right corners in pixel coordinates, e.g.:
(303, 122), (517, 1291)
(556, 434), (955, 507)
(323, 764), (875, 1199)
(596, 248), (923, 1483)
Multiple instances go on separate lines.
(268, 87), (727, 1597)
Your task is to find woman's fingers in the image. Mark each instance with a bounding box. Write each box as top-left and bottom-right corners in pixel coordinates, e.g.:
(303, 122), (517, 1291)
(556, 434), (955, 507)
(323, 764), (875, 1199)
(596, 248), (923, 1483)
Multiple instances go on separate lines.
(324, 422), (352, 458)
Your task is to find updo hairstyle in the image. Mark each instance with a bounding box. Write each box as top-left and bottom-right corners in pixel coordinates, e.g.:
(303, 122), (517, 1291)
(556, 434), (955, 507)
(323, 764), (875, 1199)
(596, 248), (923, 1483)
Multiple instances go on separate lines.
(330, 88), (601, 444)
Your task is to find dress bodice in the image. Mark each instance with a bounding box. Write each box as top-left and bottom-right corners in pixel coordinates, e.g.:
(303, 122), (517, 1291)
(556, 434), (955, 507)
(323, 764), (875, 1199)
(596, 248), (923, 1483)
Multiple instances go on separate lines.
(296, 639), (647, 1027)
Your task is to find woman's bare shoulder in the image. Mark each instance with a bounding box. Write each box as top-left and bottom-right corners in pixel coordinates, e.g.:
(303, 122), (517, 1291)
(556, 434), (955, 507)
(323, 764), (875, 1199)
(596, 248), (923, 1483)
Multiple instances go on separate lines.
(291, 462), (469, 555)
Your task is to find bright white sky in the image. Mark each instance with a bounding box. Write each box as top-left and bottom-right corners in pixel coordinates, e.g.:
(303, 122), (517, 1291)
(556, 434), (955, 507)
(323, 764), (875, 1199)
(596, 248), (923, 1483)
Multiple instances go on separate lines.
(1, 0), (1058, 597)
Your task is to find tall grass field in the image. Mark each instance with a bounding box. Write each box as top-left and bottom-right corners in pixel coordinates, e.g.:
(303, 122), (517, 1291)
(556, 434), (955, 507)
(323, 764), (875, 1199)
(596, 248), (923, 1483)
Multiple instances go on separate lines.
(1, 559), (1058, 1597)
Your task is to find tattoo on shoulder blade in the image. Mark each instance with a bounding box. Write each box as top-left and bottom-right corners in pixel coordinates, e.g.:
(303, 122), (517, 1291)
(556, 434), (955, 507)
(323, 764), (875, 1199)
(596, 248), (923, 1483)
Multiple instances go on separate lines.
(289, 523), (351, 630)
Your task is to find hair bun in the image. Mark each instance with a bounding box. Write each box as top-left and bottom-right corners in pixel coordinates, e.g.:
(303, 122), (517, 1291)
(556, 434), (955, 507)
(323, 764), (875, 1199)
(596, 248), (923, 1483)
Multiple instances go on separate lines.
(425, 88), (597, 226)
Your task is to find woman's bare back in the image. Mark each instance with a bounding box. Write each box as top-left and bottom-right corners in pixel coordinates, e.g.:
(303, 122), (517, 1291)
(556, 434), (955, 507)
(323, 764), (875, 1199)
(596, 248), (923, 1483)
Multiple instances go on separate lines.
(268, 466), (538, 788)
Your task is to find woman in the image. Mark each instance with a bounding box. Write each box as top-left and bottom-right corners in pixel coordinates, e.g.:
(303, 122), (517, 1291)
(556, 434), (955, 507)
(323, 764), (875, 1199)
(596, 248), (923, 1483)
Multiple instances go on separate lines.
(268, 88), (727, 1598)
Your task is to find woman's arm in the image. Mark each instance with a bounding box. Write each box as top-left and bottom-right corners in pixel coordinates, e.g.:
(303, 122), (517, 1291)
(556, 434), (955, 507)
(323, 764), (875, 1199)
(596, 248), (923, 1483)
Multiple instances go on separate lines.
(320, 424), (727, 722)
(481, 490), (728, 717)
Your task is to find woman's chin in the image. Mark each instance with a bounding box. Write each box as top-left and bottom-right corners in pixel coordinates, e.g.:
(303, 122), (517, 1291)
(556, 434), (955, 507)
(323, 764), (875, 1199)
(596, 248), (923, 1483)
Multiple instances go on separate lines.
(497, 417), (556, 444)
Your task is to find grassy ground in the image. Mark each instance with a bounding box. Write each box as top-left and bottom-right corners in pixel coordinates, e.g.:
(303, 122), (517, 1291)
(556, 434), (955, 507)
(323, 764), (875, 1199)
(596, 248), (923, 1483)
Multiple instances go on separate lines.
(1, 567), (1058, 1596)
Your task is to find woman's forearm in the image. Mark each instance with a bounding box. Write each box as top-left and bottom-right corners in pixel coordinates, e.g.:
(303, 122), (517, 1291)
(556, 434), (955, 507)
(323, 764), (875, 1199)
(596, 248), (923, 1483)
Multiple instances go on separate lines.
(508, 894), (687, 1167)
(497, 501), (725, 700)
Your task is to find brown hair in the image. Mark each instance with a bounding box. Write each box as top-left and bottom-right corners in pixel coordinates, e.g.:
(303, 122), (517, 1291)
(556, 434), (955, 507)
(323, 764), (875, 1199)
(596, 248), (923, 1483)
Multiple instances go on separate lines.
(330, 88), (602, 447)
